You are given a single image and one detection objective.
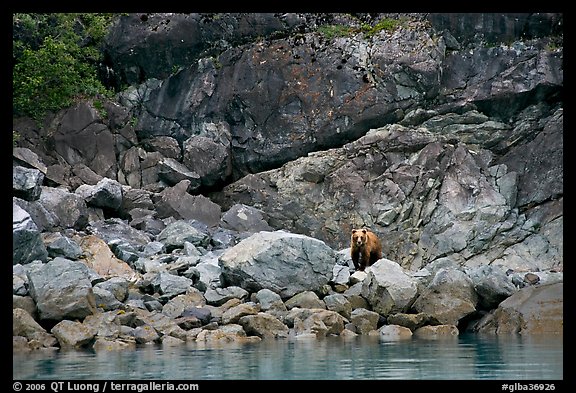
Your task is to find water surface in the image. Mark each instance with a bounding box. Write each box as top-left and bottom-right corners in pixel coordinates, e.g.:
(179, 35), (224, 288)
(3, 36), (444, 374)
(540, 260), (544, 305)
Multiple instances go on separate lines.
(13, 334), (563, 380)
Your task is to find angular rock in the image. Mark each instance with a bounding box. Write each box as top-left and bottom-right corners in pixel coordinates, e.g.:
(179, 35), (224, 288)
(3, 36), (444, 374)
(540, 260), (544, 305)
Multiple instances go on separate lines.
(157, 157), (201, 189)
(378, 324), (413, 341)
(350, 308), (380, 335)
(412, 267), (478, 325)
(93, 287), (124, 311)
(149, 272), (194, 298)
(386, 313), (431, 331)
(468, 265), (517, 309)
(161, 289), (206, 318)
(323, 293), (353, 320)
(220, 204), (273, 233)
(284, 291), (326, 310)
(142, 136), (181, 160)
(13, 308), (58, 348)
(157, 220), (210, 251)
(474, 282), (563, 334)
(13, 201), (48, 264)
(132, 325), (160, 344)
(77, 235), (139, 280)
(36, 186), (90, 230)
(219, 231), (337, 299)
(45, 234), (83, 260)
(13, 166), (44, 201)
(26, 257), (97, 321)
(75, 177), (123, 211)
(293, 309), (347, 337)
(183, 135), (231, 188)
(361, 259), (418, 316)
(154, 180), (222, 225)
(93, 337), (136, 351)
(222, 302), (260, 325)
(51, 320), (97, 348)
(254, 288), (287, 312)
(413, 324), (459, 339)
(13, 147), (48, 174)
(193, 253), (222, 291)
(50, 102), (117, 179)
(87, 218), (152, 248)
(238, 312), (289, 339)
(204, 286), (249, 306)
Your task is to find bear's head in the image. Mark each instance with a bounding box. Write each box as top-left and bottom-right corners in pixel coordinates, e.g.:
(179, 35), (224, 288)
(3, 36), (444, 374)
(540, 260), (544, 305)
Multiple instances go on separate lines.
(351, 228), (368, 248)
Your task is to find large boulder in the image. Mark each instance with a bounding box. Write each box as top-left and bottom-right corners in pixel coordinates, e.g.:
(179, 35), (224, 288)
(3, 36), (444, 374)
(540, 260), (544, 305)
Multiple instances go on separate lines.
(412, 267), (478, 325)
(12, 201), (48, 264)
(32, 186), (90, 231)
(13, 166), (44, 201)
(473, 282), (563, 334)
(26, 257), (97, 321)
(219, 231), (337, 299)
(75, 177), (123, 211)
(361, 259), (418, 316)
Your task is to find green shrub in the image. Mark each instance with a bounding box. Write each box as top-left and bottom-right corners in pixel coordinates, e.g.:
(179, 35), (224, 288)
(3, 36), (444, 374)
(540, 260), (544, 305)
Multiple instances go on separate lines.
(317, 18), (404, 41)
(12, 13), (116, 119)
(317, 24), (356, 39)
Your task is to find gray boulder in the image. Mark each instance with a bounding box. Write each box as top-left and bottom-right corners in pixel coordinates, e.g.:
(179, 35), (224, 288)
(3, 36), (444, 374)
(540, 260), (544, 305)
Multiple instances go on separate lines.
(467, 265), (517, 309)
(154, 180), (221, 225)
(219, 231), (337, 299)
(51, 320), (98, 348)
(147, 272), (194, 299)
(13, 147), (48, 174)
(204, 286), (249, 306)
(220, 203), (273, 233)
(192, 252), (223, 291)
(254, 288), (287, 312)
(473, 282), (563, 334)
(13, 166), (44, 201)
(75, 177), (123, 211)
(13, 308), (58, 348)
(45, 234), (83, 260)
(412, 267), (478, 325)
(238, 313), (289, 339)
(361, 259), (418, 316)
(12, 201), (48, 264)
(284, 291), (326, 310)
(50, 102), (117, 179)
(34, 186), (90, 230)
(157, 220), (210, 251)
(183, 135), (231, 188)
(26, 257), (97, 321)
(157, 157), (201, 190)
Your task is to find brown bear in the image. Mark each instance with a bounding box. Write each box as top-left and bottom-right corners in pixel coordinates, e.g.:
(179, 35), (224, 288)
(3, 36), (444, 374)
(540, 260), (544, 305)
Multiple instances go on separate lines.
(350, 228), (382, 271)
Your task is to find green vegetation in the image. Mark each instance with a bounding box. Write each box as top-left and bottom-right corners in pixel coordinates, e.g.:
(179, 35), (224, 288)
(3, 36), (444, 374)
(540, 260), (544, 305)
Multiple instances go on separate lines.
(317, 24), (356, 40)
(13, 13), (117, 120)
(317, 17), (405, 40)
(360, 18), (402, 37)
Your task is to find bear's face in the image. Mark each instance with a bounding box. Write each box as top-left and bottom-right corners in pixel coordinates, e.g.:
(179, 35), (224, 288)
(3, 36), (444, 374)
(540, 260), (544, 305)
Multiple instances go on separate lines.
(351, 229), (368, 248)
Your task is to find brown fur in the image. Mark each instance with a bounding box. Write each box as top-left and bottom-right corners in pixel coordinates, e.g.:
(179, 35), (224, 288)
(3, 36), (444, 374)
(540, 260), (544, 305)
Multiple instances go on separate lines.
(350, 228), (382, 271)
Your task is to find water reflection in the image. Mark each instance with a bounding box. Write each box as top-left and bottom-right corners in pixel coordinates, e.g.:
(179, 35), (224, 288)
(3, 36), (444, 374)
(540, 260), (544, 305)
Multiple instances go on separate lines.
(13, 334), (563, 380)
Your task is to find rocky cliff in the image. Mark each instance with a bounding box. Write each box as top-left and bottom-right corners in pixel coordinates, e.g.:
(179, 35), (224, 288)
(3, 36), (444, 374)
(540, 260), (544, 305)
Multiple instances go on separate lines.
(13, 13), (563, 350)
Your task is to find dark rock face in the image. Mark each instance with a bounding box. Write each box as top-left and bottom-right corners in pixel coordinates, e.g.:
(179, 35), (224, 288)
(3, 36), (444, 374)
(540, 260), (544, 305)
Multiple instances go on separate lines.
(103, 13), (301, 87)
(427, 13), (563, 45)
(133, 22), (443, 179)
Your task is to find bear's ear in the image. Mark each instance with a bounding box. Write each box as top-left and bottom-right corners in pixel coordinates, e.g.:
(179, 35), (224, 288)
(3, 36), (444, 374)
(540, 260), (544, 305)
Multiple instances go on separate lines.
(352, 229), (357, 234)
(362, 229), (367, 234)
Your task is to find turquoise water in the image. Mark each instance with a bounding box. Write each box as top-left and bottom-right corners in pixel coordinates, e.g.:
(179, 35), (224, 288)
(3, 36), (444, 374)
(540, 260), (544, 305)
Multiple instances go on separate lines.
(13, 334), (563, 380)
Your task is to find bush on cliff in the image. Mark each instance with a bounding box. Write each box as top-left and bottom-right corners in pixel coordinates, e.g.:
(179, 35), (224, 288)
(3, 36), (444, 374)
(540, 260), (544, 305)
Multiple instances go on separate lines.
(12, 13), (115, 120)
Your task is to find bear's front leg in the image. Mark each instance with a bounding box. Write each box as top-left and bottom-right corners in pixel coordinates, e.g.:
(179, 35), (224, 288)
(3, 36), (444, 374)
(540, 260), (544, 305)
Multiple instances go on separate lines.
(351, 250), (361, 271)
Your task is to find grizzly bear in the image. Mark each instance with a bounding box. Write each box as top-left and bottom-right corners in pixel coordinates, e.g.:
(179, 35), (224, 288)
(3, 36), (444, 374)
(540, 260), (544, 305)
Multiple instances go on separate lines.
(350, 228), (382, 271)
